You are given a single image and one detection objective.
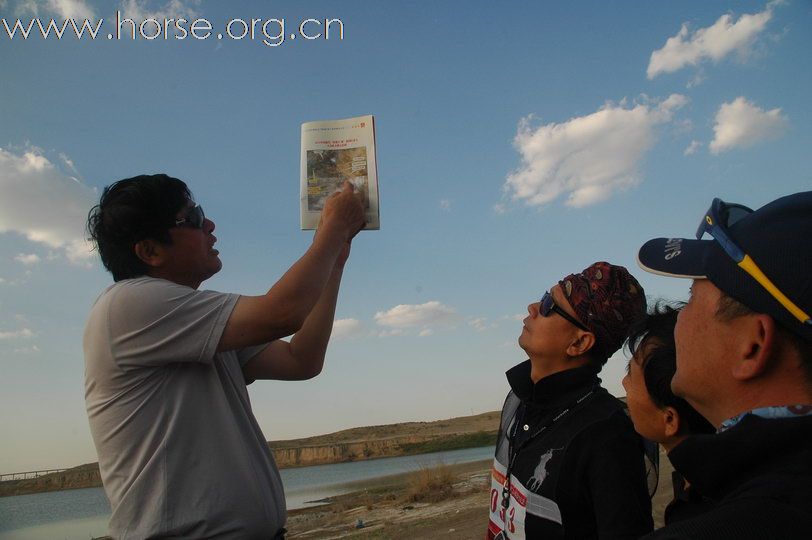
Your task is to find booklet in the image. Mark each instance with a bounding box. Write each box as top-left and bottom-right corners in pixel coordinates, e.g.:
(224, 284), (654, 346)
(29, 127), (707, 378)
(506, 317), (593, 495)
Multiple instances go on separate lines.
(300, 115), (380, 230)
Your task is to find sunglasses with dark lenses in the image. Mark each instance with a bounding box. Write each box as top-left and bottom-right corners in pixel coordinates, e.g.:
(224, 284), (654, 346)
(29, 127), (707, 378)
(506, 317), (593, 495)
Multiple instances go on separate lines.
(174, 205), (205, 229)
(697, 197), (810, 326)
(540, 291), (591, 332)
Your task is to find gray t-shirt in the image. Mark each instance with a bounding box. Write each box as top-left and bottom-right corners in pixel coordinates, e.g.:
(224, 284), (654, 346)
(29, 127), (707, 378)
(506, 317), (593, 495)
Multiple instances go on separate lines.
(84, 277), (286, 539)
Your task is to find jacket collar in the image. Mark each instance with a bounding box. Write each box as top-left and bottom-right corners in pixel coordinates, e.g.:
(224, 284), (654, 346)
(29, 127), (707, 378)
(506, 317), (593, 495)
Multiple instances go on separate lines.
(668, 413), (812, 500)
(506, 360), (601, 406)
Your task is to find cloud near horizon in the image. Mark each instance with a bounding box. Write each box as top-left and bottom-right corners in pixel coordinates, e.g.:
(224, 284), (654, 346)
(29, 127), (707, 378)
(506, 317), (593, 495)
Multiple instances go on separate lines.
(647, 2), (777, 79)
(0, 146), (97, 266)
(504, 94), (688, 209)
(14, 253), (41, 265)
(709, 97), (788, 154)
(374, 301), (458, 335)
(0, 327), (34, 340)
(332, 318), (364, 339)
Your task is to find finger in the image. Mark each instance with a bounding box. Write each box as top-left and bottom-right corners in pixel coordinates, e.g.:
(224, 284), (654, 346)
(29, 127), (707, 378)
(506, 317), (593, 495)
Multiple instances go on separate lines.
(354, 185), (366, 206)
(341, 180), (355, 192)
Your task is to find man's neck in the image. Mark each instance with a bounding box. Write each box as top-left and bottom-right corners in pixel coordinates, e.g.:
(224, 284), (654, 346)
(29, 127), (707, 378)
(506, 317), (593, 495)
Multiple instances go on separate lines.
(661, 434), (688, 454)
(147, 269), (201, 290)
(529, 356), (591, 384)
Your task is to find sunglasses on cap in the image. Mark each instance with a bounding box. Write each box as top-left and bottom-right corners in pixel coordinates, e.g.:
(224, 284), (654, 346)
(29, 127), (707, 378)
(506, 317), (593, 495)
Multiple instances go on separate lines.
(540, 291), (591, 332)
(174, 205), (205, 229)
(697, 197), (811, 326)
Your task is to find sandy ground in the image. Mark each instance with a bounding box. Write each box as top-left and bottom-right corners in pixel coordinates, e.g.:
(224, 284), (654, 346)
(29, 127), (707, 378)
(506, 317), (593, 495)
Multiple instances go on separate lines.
(286, 451), (675, 539)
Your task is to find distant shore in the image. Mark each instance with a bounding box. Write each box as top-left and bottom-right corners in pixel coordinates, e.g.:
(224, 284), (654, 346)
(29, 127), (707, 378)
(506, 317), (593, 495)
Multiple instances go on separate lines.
(0, 411), (500, 498)
(285, 448), (674, 538)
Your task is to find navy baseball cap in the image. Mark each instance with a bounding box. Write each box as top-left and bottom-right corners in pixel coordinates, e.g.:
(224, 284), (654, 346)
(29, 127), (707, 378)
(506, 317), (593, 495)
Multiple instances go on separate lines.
(637, 191), (812, 342)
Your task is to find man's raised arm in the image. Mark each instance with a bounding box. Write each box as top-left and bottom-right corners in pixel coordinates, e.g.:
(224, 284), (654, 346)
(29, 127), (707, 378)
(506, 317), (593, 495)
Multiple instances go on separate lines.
(217, 182), (364, 352)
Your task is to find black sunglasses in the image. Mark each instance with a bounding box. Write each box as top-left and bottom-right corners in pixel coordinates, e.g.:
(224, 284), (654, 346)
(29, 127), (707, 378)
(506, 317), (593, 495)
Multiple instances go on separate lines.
(540, 291), (591, 332)
(697, 198), (810, 326)
(174, 205), (205, 229)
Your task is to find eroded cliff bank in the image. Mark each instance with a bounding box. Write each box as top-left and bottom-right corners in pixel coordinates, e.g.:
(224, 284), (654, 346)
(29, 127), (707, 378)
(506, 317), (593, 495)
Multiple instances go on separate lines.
(1, 411), (499, 497)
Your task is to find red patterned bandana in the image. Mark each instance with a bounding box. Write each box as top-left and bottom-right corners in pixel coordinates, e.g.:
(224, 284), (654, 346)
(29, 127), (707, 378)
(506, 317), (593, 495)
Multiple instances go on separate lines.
(559, 262), (646, 361)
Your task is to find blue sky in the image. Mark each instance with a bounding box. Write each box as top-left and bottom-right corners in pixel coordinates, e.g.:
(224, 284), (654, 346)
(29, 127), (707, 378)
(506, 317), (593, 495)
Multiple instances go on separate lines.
(1, 0), (810, 472)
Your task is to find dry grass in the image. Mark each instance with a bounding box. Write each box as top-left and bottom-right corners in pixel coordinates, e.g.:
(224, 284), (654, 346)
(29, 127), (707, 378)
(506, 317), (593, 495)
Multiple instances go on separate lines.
(404, 463), (456, 503)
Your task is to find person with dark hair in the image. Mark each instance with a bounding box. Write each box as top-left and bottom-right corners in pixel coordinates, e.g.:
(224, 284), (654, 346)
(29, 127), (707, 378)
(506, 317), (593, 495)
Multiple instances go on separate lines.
(487, 262), (653, 539)
(623, 303), (715, 524)
(637, 192), (812, 539)
(84, 174), (365, 539)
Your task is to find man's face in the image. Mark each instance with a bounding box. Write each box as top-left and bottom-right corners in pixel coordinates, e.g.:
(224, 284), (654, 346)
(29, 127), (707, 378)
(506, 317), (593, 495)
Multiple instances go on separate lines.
(672, 279), (731, 415)
(160, 201), (221, 288)
(519, 284), (582, 359)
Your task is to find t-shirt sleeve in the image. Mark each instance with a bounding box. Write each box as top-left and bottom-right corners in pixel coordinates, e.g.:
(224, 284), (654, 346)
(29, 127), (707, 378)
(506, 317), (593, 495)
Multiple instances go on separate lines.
(107, 278), (239, 368)
(236, 343), (270, 368)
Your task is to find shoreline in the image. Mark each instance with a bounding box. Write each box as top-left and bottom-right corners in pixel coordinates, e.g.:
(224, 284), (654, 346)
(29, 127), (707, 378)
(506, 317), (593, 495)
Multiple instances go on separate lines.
(286, 447), (675, 538)
(1, 411), (500, 498)
(2, 450), (675, 539)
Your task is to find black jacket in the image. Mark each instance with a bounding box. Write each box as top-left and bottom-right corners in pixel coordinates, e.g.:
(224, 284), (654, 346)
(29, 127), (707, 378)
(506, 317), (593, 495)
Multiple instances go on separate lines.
(644, 413), (812, 539)
(487, 362), (653, 539)
(663, 470), (714, 524)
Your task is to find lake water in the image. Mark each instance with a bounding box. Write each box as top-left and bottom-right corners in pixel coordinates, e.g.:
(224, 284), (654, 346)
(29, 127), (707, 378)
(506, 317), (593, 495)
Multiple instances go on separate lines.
(0, 445), (495, 539)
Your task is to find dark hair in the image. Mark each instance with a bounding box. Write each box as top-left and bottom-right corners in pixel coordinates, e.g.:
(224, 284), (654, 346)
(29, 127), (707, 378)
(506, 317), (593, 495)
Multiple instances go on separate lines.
(716, 293), (812, 384)
(87, 174), (192, 281)
(627, 302), (715, 435)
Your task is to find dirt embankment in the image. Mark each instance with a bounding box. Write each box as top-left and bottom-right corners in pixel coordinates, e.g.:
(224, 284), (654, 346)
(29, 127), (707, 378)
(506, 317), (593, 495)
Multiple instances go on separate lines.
(0, 411), (500, 498)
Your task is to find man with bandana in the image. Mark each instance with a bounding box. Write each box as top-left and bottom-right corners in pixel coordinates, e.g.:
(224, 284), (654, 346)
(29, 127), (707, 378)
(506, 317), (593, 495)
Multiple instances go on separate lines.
(487, 262), (653, 539)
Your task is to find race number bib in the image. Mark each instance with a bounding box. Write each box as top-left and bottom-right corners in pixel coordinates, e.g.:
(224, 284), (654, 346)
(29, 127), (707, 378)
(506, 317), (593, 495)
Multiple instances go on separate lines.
(487, 459), (527, 540)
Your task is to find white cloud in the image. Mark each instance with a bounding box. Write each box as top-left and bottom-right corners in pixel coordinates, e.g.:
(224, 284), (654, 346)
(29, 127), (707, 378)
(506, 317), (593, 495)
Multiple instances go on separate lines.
(0, 146), (96, 266)
(377, 328), (404, 338)
(0, 327), (34, 340)
(374, 301), (458, 330)
(15, 0), (41, 16)
(18, 0), (95, 19)
(468, 317), (498, 332)
(493, 203), (507, 215)
(14, 253), (40, 265)
(439, 199), (451, 210)
(46, 0), (95, 20)
(684, 140), (702, 156)
(647, 3), (776, 79)
(709, 97), (788, 154)
(13, 345), (41, 354)
(0, 277), (5, 284)
(418, 328), (433, 337)
(504, 94), (688, 208)
(332, 318), (363, 339)
(119, 0), (201, 23)
(469, 317), (487, 332)
(686, 70), (707, 88)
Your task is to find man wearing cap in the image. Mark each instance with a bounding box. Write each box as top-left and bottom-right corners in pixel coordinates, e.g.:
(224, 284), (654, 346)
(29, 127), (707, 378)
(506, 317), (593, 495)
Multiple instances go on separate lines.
(487, 262), (653, 539)
(637, 192), (812, 538)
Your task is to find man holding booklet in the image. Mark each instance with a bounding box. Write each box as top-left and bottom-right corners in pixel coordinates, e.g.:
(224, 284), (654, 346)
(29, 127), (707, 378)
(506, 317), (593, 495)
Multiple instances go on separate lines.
(84, 174), (365, 539)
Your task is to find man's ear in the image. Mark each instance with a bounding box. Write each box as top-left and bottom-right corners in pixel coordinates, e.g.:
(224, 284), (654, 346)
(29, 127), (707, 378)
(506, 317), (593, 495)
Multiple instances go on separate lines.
(731, 313), (777, 381)
(134, 239), (165, 269)
(567, 331), (596, 358)
(663, 406), (680, 438)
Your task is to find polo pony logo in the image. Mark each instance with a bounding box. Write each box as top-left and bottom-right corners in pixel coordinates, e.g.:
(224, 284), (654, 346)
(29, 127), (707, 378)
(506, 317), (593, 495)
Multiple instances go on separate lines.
(527, 447), (562, 491)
